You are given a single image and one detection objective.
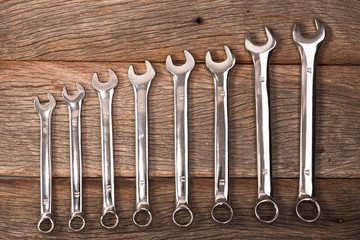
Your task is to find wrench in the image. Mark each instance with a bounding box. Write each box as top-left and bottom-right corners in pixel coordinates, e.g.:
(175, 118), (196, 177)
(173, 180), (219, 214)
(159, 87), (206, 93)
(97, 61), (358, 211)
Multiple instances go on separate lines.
(128, 61), (156, 227)
(293, 19), (325, 222)
(245, 27), (279, 223)
(92, 69), (119, 229)
(206, 46), (235, 224)
(34, 93), (56, 233)
(166, 50), (195, 227)
(63, 83), (86, 231)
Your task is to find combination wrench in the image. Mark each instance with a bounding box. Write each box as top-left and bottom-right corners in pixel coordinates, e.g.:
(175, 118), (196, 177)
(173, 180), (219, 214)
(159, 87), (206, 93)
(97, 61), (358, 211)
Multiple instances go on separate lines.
(293, 19), (325, 222)
(166, 50), (195, 227)
(206, 46), (235, 224)
(92, 69), (120, 229)
(34, 93), (56, 233)
(63, 83), (86, 231)
(128, 61), (156, 227)
(245, 27), (279, 223)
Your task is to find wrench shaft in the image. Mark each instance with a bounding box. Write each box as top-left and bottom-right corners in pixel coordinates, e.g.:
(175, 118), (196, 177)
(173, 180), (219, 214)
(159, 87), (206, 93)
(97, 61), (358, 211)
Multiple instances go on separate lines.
(214, 73), (229, 203)
(299, 46), (317, 198)
(67, 102), (83, 214)
(253, 53), (273, 199)
(134, 88), (150, 207)
(173, 74), (189, 206)
(40, 112), (53, 216)
(98, 90), (116, 210)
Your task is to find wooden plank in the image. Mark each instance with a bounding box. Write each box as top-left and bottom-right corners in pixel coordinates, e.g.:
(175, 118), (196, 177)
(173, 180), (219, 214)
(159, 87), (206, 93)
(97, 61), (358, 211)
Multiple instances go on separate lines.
(0, 0), (359, 64)
(0, 178), (359, 239)
(0, 62), (359, 178)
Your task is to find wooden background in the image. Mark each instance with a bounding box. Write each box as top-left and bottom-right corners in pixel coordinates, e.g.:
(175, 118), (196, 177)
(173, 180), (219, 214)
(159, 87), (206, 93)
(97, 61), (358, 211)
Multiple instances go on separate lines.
(0, 0), (359, 239)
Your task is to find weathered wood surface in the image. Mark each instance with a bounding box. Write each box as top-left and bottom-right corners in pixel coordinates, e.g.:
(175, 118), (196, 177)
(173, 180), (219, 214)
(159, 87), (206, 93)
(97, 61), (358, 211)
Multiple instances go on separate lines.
(0, 0), (359, 238)
(0, 178), (359, 239)
(0, 61), (359, 178)
(0, 0), (359, 65)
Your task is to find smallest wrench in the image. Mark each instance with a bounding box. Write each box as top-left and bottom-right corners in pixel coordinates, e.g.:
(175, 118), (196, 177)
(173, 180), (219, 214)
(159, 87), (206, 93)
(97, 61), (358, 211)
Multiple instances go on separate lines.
(93, 69), (119, 229)
(63, 83), (86, 231)
(206, 46), (235, 224)
(293, 19), (325, 223)
(166, 50), (195, 227)
(245, 27), (279, 223)
(34, 93), (56, 233)
(128, 61), (156, 227)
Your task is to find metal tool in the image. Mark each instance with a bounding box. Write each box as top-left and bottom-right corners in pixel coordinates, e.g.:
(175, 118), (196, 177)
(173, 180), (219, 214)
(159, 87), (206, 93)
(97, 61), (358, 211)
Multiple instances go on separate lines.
(63, 83), (86, 231)
(128, 61), (156, 227)
(92, 69), (119, 229)
(34, 93), (56, 233)
(166, 50), (195, 227)
(293, 19), (325, 222)
(245, 27), (279, 223)
(206, 46), (235, 224)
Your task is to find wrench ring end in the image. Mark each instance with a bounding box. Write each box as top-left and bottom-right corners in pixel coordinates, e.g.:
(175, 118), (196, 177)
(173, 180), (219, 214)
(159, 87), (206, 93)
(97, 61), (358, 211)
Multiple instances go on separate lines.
(133, 207), (153, 227)
(211, 201), (233, 224)
(100, 209), (119, 229)
(68, 212), (86, 232)
(37, 213), (55, 233)
(255, 199), (279, 223)
(296, 197), (321, 222)
(172, 204), (194, 227)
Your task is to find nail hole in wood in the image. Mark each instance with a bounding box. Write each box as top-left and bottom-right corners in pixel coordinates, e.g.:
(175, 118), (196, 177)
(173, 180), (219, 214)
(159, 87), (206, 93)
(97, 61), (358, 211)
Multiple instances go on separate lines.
(195, 17), (204, 25)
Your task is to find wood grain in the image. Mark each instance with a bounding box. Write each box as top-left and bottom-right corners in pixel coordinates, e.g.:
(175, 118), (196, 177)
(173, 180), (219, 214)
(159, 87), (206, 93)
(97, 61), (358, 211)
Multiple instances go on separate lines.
(0, 0), (359, 64)
(0, 178), (359, 239)
(0, 61), (359, 178)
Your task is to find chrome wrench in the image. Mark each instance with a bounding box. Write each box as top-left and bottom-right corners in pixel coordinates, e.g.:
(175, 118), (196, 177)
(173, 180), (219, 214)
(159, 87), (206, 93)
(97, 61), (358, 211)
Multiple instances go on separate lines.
(245, 27), (279, 223)
(206, 46), (235, 224)
(128, 61), (156, 227)
(92, 69), (119, 229)
(166, 50), (195, 227)
(63, 83), (86, 231)
(293, 19), (325, 222)
(34, 93), (56, 233)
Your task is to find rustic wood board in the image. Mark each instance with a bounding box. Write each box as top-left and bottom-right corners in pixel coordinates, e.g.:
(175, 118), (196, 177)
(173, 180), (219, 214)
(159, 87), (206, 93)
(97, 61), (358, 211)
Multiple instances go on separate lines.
(0, 178), (359, 239)
(1, 0), (359, 238)
(0, 62), (359, 178)
(0, 0), (359, 64)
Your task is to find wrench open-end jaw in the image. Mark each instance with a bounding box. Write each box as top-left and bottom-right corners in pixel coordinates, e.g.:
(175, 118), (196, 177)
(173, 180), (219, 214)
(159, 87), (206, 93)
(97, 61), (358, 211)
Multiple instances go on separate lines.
(128, 61), (155, 227)
(92, 69), (119, 92)
(245, 28), (279, 223)
(166, 50), (195, 227)
(293, 19), (325, 46)
(34, 93), (56, 116)
(206, 46), (235, 224)
(92, 69), (119, 229)
(293, 19), (325, 223)
(62, 83), (85, 105)
(166, 50), (195, 77)
(62, 83), (86, 231)
(34, 93), (56, 233)
(245, 27), (276, 55)
(129, 60), (156, 89)
(206, 45), (235, 76)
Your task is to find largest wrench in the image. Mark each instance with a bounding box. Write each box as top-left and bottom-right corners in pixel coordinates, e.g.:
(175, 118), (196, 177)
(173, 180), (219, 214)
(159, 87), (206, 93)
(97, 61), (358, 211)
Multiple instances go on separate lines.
(34, 93), (56, 233)
(293, 19), (325, 222)
(92, 69), (119, 229)
(206, 46), (235, 224)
